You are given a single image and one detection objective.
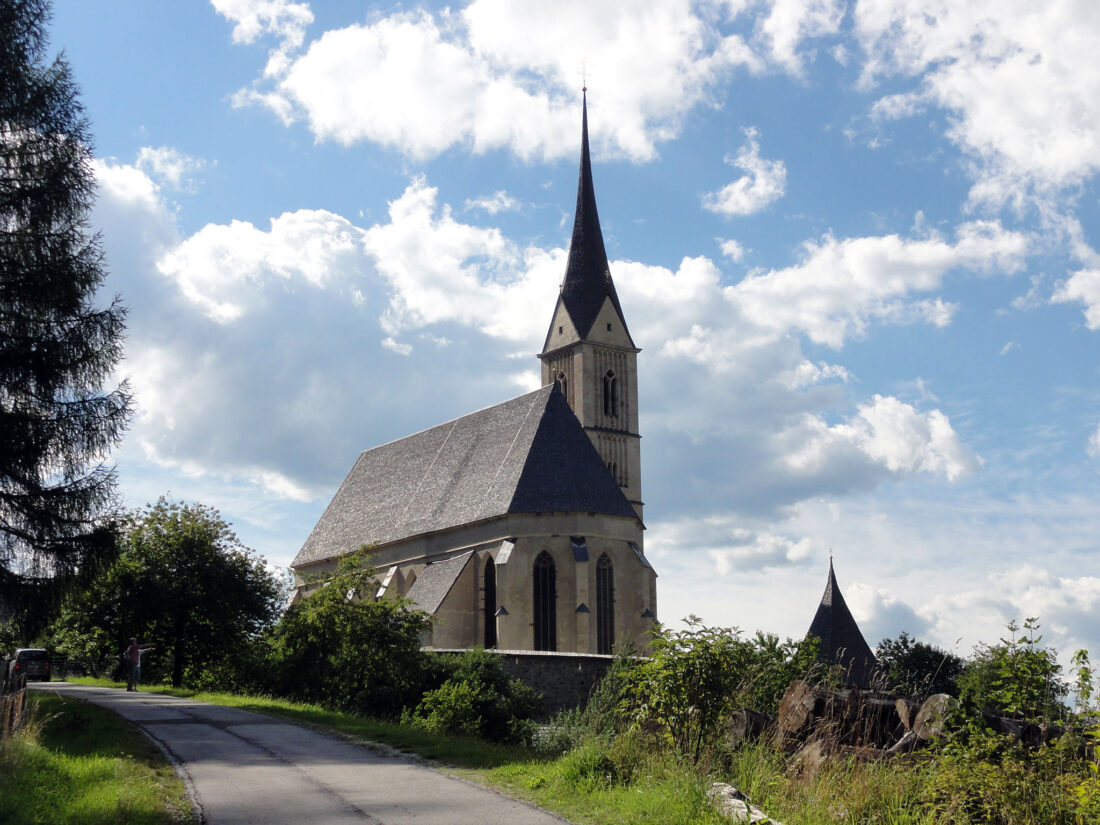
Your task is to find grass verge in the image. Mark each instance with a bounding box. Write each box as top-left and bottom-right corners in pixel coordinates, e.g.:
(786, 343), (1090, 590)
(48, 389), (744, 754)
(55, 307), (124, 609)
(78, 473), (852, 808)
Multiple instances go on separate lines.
(0, 691), (191, 825)
(65, 677), (724, 824)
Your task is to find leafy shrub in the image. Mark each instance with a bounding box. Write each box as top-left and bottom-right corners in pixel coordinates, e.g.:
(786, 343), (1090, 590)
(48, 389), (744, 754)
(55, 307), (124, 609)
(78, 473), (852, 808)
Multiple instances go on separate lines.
(262, 551), (431, 717)
(404, 648), (540, 744)
(957, 617), (1067, 721)
(628, 617), (819, 763)
(925, 726), (1080, 825)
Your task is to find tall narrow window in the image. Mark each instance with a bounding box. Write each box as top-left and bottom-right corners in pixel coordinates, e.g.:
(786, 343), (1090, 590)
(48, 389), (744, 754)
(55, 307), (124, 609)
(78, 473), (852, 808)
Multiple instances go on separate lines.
(533, 551), (557, 651)
(483, 556), (497, 648)
(603, 370), (617, 417)
(596, 553), (615, 654)
(555, 370), (568, 402)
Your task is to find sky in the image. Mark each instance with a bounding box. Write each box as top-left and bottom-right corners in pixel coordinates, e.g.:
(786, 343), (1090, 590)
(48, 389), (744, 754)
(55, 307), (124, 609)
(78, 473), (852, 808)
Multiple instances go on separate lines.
(44, 0), (1100, 665)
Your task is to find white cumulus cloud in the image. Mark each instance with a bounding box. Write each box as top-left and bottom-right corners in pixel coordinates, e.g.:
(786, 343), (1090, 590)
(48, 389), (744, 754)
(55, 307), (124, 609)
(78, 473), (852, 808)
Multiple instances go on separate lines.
(363, 177), (556, 342)
(784, 395), (979, 483)
(156, 210), (367, 323)
(855, 0), (1100, 206)
(1052, 269), (1100, 330)
(465, 190), (521, 214)
(136, 146), (206, 191)
(703, 127), (787, 217)
(729, 221), (1028, 347)
(221, 0), (847, 162)
(1088, 423), (1100, 458)
(210, 0), (313, 47)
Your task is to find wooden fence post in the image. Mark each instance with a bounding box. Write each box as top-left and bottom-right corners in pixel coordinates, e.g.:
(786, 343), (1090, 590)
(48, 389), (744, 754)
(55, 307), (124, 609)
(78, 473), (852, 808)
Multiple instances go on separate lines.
(0, 659), (28, 741)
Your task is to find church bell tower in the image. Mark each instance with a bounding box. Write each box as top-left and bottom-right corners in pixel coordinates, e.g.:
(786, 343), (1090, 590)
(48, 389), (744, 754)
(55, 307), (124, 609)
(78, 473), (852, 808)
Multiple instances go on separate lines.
(539, 90), (643, 520)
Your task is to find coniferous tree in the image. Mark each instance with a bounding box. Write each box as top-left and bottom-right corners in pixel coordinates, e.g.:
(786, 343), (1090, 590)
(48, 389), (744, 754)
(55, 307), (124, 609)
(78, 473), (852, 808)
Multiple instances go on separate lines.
(0, 0), (131, 626)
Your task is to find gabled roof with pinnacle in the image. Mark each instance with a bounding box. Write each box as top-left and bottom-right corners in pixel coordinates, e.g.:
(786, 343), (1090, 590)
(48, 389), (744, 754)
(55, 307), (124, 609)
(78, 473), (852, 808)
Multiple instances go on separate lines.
(806, 559), (879, 688)
(406, 551), (473, 614)
(545, 89), (632, 346)
(291, 384), (639, 568)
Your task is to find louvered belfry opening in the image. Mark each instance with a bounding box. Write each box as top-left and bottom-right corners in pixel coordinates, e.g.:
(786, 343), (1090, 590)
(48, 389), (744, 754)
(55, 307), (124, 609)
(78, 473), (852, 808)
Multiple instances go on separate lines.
(596, 553), (615, 654)
(533, 551), (557, 651)
(483, 556), (497, 648)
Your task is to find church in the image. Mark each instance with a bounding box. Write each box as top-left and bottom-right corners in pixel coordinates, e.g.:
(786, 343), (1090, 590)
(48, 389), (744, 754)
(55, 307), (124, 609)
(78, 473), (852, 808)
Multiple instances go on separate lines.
(290, 92), (658, 655)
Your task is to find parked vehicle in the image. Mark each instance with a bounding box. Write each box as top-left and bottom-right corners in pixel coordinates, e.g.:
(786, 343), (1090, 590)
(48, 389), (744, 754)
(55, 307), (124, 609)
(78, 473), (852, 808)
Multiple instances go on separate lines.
(11, 648), (50, 682)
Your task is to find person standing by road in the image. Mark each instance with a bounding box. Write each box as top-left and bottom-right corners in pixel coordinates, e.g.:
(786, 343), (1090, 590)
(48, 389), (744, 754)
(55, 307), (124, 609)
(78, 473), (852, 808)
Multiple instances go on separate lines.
(123, 637), (154, 691)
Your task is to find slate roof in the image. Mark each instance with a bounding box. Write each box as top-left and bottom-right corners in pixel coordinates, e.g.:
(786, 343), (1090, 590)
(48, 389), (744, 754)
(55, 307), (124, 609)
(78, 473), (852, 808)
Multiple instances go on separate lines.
(547, 89), (631, 344)
(292, 385), (638, 568)
(406, 551), (472, 614)
(806, 559), (879, 688)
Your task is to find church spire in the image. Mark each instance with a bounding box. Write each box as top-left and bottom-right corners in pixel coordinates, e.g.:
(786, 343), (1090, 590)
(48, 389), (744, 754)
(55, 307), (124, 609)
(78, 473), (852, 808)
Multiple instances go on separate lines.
(539, 88), (643, 521)
(559, 89), (629, 340)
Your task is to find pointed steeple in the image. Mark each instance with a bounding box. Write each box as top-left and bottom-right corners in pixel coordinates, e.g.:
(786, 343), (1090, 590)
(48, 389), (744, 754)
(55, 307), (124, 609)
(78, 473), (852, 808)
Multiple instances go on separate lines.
(558, 89), (630, 340)
(806, 558), (879, 688)
(539, 88), (644, 521)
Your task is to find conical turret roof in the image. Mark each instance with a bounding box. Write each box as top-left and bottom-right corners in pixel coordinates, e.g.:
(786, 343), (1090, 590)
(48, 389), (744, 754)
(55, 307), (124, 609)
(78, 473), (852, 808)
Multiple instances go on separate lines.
(807, 559), (879, 688)
(556, 89), (630, 340)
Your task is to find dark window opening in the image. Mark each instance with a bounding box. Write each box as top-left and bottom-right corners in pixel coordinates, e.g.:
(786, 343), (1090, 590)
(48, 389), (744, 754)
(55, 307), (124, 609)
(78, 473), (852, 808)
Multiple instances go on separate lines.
(596, 553), (615, 654)
(483, 556), (497, 648)
(607, 322), (612, 331)
(555, 371), (568, 401)
(533, 551), (557, 651)
(603, 370), (618, 417)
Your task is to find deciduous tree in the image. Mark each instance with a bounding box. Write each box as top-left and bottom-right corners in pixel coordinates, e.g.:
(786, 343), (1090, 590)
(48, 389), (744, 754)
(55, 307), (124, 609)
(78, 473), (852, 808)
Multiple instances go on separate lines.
(875, 631), (965, 696)
(54, 499), (283, 688)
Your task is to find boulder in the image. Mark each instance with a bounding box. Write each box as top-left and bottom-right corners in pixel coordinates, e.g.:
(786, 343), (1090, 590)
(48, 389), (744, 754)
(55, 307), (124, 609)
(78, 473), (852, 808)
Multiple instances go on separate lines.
(707, 783), (784, 824)
(913, 694), (955, 741)
(725, 709), (773, 750)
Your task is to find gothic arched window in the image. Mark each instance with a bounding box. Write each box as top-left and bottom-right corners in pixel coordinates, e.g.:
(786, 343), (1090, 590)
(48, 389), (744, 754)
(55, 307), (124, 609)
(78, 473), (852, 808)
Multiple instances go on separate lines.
(533, 551), (557, 651)
(483, 556), (497, 649)
(555, 370), (568, 402)
(602, 370), (618, 417)
(596, 553), (615, 654)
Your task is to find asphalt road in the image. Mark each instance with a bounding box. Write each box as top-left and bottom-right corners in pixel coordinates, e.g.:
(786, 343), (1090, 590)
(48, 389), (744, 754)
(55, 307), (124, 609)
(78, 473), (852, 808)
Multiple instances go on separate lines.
(31, 682), (570, 825)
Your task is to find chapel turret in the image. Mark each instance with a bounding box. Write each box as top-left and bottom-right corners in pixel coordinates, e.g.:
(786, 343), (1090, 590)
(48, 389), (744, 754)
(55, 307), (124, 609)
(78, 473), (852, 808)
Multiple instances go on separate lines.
(539, 90), (643, 520)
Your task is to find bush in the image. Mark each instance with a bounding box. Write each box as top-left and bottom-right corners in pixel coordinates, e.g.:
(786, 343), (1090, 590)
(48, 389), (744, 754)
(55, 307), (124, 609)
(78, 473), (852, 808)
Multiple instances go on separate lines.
(628, 617), (820, 764)
(404, 648), (540, 744)
(957, 617), (1067, 721)
(925, 726), (1081, 824)
(262, 552), (431, 717)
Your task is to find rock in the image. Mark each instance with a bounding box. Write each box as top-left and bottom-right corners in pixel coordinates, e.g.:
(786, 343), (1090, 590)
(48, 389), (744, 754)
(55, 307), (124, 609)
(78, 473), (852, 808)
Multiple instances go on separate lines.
(774, 680), (818, 743)
(886, 729), (921, 755)
(787, 739), (832, 780)
(726, 709), (773, 750)
(775, 680), (910, 749)
(707, 783), (783, 824)
(913, 694), (955, 741)
(895, 697), (915, 732)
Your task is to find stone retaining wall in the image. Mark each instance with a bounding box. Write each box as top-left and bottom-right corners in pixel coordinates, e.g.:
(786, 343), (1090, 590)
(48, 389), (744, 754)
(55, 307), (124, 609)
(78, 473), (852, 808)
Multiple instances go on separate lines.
(431, 649), (615, 717)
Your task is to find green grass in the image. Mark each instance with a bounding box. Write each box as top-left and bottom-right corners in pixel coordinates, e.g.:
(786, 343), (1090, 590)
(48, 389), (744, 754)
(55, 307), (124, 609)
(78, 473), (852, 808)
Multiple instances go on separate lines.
(65, 677), (721, 824)
(66, 676), (531, 768)
(62, 677), (1085, 825)
(0, 692), (191, 825)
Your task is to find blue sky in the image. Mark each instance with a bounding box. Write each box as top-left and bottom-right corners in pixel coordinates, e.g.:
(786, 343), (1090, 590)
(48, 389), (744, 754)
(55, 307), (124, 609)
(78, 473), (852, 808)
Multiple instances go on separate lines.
(48, 0), (1100, 662)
